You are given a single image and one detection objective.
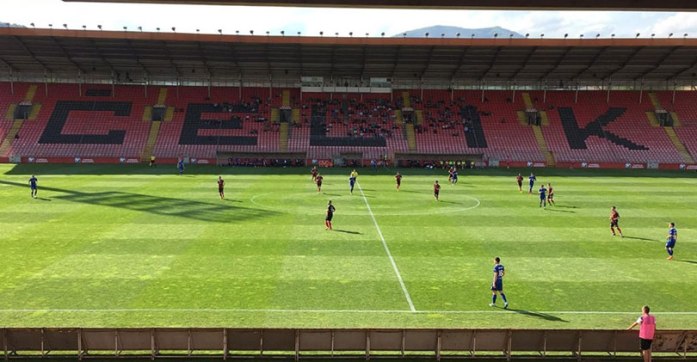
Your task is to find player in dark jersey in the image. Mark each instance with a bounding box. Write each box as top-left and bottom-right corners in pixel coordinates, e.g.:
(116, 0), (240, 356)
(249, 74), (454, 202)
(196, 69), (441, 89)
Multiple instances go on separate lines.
(395, 172), (402, 190)
(349, 169), (358, 194)
(29, 175), (38, 198)
(489, 257), (509, 309)
(516, 173), (523, 192)
(610, 206), (623, 237)
(325, 200), (335, 230)
(311, 166), (318, 181)
(316, 174), (324, 192)
(547, 183), (555, 206)
(433, 180), (441, 201)
(666, 222), (677, 260)
(528, 173), (537, 193)
(217, 176), (225, 200)
(451, 169), (458, 184)
(538, 184), (547, 207)
(177, 159), (184, 175)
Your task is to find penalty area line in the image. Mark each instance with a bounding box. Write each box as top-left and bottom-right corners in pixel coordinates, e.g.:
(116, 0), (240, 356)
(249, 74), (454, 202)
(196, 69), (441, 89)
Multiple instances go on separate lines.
(357, 181), (416, 313)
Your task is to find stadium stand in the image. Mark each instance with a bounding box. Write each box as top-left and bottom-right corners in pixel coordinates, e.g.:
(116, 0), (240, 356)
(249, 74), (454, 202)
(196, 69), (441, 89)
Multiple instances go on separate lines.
(531, 91), (689, 164)
(2, 83), (152, 159)
(2, 83), (697, 166)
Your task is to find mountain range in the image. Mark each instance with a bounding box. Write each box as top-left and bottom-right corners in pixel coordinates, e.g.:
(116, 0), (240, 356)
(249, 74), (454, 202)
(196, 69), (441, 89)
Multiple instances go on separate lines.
(394, 25), (524, 38)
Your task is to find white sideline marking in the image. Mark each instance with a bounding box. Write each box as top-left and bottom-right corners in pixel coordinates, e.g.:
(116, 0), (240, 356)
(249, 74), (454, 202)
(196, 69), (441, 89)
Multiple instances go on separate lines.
(1, 308), (696, 315)
(357, 181), (416, 312)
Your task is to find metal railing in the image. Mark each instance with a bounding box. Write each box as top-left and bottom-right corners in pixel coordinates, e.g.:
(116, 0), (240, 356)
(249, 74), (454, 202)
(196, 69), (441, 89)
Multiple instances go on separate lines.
(2, 328), (696, 360)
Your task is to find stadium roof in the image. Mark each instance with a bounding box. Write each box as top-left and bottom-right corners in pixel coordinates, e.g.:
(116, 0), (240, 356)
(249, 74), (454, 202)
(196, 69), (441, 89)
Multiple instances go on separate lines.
(2, 28), (697, 83)
(63, 0), (697, 11)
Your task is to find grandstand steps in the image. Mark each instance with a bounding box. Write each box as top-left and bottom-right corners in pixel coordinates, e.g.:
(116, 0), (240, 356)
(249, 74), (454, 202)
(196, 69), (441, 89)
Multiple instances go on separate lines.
(157, 88), (168, 105)
(532, 125), (555, 166)
(522, 92), (534, 109)
(292, 109), (301, 125)
(0, 120), (24, 156)
(142, 106), (152, 122)
(401, 92), (411, 108)
(415, 110), (424, 126)
(164, 107), (174, 122)
(270, 108), (280, 123)
(405, 123), (417, 151)
(0, 85), (41, 155)
(670, 112), (681, 127)
(395, 110), (404, 126)
(25, 85), (38, 102)
(142, 88), (174, 122)
(648, 92), (663, 110)
(282, 90), (290, 107)
(4, 105), (15, 121)
(279, 122), (289, 151)
(664, 127), (695, 163)
(516, 111), (528, 125)
(539, 111), (549, 126)
(646, 111), (660, 127)
(140, 121), (162, 162)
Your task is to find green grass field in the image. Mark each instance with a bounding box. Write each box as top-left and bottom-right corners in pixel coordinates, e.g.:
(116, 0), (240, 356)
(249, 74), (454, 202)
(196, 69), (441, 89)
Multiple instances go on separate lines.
(0, 164), (695, 329)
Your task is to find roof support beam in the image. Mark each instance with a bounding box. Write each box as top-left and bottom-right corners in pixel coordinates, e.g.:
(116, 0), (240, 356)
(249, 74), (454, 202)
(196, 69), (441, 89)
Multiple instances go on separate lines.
(0, 56), (18, 73)
(571, 46), (608, 80)
(122, 38), (150, 77)
(420, 45), (436, 78)
(13, 36), (51, 73)
(634, 46), (680, 80)
(196, 42), (214, 76)
(605, 46), (644, 79)
(89, 38), (117, 75)
(52, 37), (86, 73)
(668, 56), (697, 80)
(539, 46), (573, 80)
(449, 46), (470, 79)
(510, 46), (537, 80)
(481, 46), (502, 79)
(390, 45), (401, 79)
(360, 45), (367, 78)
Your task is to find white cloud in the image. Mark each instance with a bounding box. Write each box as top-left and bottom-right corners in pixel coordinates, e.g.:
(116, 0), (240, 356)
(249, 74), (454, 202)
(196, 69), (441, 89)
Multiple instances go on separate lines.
(651, 13), (697, 36)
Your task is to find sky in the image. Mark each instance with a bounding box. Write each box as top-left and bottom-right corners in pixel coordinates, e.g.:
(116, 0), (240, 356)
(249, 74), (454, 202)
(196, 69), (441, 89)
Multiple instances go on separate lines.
(3, 0), (697, 38)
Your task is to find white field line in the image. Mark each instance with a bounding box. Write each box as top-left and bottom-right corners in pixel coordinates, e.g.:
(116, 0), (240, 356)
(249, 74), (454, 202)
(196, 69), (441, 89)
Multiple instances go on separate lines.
(357, 181), (416, 312)
(1, 308), (697, 315)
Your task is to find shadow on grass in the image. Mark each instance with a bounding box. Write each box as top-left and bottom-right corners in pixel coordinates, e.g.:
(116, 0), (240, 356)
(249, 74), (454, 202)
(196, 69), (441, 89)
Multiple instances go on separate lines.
(333, 229), (361, 235)
(556, 205), (578, 209)
(0, 180), (278, 223)
(544, 208), (575, 213)
(623, 236), (656, 242)
(439, 200), (463, 205)
(506, 308), (568, 322)
(677, 260), (697, 265)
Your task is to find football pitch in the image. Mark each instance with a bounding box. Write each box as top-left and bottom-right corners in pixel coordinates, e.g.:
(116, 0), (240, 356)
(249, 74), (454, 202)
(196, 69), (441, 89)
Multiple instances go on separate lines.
(0, 164), (695, 329)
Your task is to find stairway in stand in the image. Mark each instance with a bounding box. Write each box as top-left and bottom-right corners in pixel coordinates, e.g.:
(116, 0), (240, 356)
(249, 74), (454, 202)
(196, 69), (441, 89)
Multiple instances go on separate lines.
(405, 123), (417, 152)
(141, 88), (171, 162)
(647, 92), (694, 163)
(522, 92), (555, 166)
(401, 91), (411, 108)
(282, 90), (291, 107)
(279, 123), (289, 151)
(0, 85), (40, 156)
